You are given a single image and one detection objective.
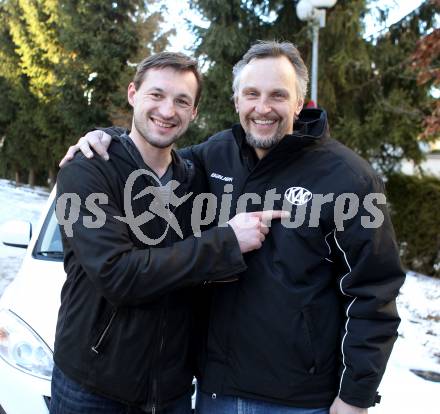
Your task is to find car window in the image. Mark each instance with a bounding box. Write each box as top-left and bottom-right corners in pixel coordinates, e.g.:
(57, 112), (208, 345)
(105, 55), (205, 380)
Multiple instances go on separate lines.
(33, 201), (63, 261)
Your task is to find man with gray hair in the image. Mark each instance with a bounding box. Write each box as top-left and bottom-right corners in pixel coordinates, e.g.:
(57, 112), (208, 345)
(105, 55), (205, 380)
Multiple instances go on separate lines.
(62, 40), (404, 414)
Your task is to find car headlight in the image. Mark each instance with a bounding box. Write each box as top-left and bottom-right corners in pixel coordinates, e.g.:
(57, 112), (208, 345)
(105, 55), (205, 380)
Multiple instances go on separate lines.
(0, 309), (53, 380)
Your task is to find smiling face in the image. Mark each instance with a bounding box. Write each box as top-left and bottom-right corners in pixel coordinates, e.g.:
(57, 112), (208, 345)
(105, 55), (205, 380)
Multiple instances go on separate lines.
(234, 56), (303, 157)
(128, 67), (198, 149)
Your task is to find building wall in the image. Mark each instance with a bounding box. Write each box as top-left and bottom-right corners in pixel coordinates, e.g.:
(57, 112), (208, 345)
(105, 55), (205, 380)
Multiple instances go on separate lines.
(401, 153), (440, 177)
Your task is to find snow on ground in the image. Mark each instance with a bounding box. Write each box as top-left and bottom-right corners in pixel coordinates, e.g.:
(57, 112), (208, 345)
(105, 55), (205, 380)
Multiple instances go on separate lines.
(0, 178), (439, 412)
(370, 271), (440, 413)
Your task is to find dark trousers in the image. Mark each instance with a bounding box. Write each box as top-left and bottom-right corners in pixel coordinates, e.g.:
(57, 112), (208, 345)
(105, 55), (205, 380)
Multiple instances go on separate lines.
(50, 364), (192, 414)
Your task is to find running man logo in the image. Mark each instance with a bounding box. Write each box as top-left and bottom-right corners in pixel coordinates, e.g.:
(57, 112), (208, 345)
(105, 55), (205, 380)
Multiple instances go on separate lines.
(284, 187), (313, 206)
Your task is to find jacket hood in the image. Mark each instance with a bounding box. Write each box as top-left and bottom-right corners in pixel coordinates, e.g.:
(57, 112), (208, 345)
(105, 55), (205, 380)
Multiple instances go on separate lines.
(293, 108), (329, 140)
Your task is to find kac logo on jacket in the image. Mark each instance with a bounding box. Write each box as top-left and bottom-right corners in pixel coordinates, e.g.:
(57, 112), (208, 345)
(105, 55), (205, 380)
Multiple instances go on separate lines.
(284, 186), (313, 205)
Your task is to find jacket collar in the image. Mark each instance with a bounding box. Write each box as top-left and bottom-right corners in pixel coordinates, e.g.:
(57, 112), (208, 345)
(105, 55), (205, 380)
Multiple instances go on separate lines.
(232, 108), (329, 160)
(113, 133), (194, 192)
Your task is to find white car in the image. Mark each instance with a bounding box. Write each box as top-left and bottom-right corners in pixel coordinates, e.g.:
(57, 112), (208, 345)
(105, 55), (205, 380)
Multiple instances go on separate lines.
(0, 189), (62, 414)
(0, 189), (197, 413)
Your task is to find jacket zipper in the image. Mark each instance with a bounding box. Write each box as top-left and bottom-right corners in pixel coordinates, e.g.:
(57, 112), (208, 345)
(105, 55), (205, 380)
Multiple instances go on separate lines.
(149, 192), (187, 412)
(149, 206), (175, 412)
(91, 310), (117, 354)
(150, 202), (180, 410)
(149, 303), (167, 413)
(301, 310), (317, 374)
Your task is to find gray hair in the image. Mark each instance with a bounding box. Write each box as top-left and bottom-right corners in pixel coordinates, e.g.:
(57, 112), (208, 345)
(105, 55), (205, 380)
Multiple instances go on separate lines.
(232, 40), (309, 102)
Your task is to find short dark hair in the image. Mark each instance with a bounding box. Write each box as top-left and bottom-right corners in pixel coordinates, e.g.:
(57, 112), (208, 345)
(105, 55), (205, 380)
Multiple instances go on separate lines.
(133, 52), (203, 107)
(232, 40), (309, 102)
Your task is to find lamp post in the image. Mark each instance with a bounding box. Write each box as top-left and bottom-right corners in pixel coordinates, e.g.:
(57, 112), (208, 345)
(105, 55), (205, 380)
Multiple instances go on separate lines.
(296, 0), (338, 104)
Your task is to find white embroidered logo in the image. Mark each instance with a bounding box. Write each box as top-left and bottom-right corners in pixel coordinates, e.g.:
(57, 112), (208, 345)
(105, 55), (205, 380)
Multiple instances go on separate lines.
(284, 187), (313, 206)
(210, 172), (233, 182)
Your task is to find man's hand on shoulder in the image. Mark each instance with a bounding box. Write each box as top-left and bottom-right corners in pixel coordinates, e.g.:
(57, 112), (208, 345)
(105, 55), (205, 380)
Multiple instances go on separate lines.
(330, 397), (368, 414)
(59, 130), (112, 167)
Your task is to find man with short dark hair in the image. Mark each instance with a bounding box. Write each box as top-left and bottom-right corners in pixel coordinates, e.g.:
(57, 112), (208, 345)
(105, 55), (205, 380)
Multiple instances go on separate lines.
(51, 51), (282, 414)
(62, 41), (405, 414)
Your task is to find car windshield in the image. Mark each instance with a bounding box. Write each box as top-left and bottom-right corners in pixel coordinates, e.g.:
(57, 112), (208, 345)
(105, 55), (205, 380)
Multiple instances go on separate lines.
(34, 202), (63, 260)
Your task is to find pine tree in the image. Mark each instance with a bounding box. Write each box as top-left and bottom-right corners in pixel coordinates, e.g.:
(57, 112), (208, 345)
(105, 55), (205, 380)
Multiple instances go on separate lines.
(0, 1), (46, 184)
(0, 0), (171, 185)
(340, 0), (439, 173)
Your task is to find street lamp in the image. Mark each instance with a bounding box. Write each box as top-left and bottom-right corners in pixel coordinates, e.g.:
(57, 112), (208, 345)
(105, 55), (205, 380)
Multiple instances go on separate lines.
(296, 0), (338, 104)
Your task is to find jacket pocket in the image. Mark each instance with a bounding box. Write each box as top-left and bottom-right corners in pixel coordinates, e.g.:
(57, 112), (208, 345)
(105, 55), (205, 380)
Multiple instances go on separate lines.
(91, 309), (117, 354)
(301, 309), (318, 374)
(301, 303), (341, 374)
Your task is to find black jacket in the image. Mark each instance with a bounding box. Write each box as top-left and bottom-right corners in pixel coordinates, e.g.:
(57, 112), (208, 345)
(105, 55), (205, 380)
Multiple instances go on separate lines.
(54, 134), (246, 411)
(182, 108), (405, 409)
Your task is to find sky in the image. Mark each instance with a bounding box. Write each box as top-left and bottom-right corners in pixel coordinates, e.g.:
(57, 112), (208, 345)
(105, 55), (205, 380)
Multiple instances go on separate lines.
(160, 0), (426, 53)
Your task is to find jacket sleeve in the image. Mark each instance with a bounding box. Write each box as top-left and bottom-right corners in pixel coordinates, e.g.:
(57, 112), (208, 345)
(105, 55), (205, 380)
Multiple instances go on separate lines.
(56, 156), (246, 307)
(332, 173), (405, 408)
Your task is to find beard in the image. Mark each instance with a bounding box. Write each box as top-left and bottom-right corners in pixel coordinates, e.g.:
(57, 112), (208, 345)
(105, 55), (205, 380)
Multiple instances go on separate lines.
(243, 114), (293, 150)
(245, 132), (283, 150)
(133, 114), (182, 149)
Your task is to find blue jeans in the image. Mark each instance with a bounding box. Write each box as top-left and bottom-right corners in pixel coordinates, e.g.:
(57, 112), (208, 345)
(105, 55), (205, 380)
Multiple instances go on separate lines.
(196, 391), (329, 414)
(50, 364), (192, 414)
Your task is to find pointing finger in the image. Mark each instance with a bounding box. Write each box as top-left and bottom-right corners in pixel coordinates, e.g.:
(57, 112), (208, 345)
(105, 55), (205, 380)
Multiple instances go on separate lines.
(252, 210), (290, 224)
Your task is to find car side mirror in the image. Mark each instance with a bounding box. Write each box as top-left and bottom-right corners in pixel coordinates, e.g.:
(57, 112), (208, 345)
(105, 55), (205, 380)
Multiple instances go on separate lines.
(0, 220), (32, 249)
